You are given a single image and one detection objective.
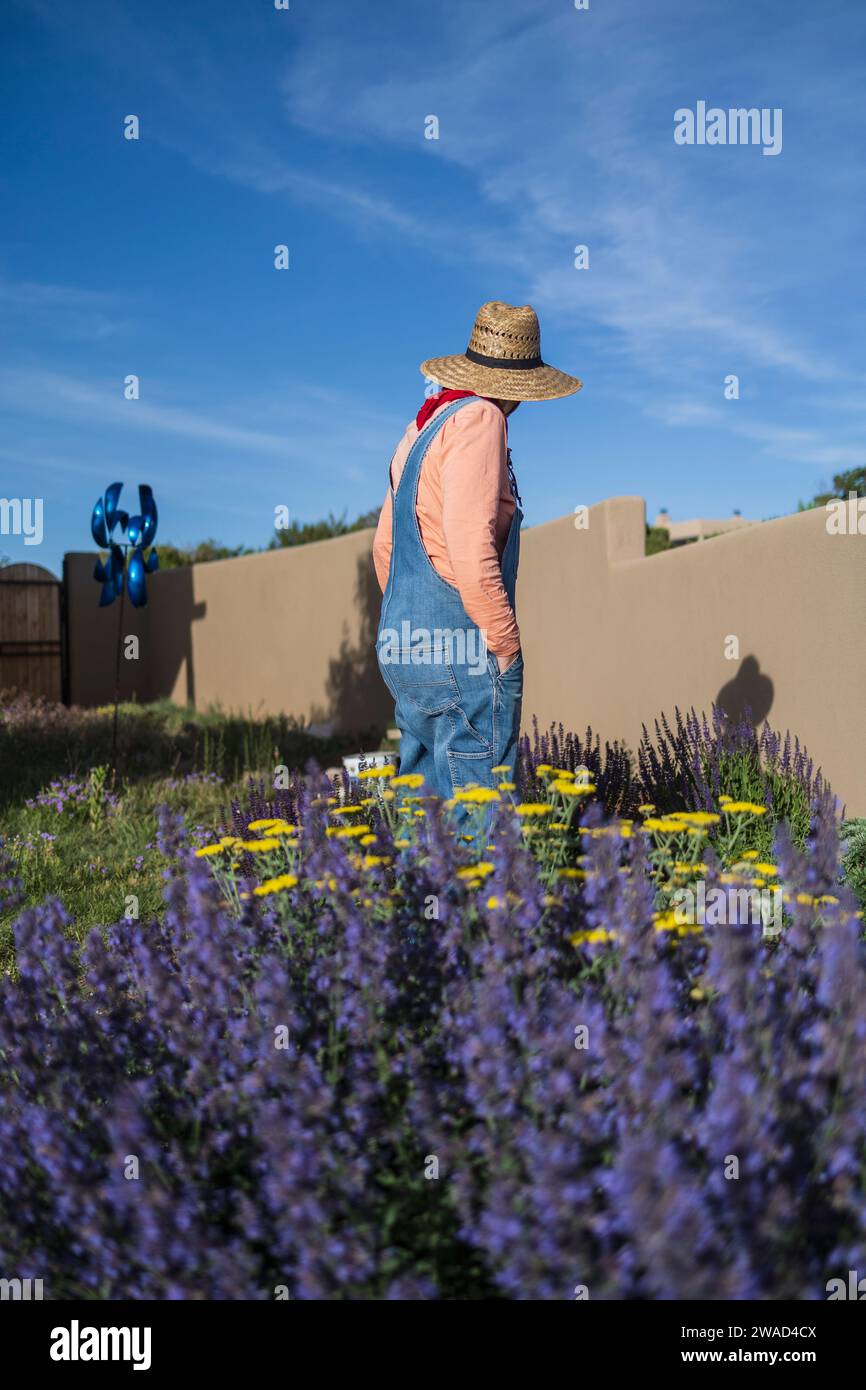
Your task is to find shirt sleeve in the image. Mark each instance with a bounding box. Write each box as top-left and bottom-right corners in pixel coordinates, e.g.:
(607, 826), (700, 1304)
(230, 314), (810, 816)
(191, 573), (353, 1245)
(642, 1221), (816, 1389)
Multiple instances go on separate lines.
(439, 400), (521, 661)
(372, 490), (393, 595)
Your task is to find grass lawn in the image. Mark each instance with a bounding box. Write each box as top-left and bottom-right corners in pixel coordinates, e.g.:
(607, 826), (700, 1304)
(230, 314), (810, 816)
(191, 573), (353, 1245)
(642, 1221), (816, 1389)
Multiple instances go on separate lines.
(0, 772), (238, 969)
(0, 694), (383, 969)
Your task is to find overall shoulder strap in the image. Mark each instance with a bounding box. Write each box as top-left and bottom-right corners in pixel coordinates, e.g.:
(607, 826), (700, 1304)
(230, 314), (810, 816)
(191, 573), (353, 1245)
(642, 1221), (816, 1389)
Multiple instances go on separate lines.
(391, 396), (480, 522)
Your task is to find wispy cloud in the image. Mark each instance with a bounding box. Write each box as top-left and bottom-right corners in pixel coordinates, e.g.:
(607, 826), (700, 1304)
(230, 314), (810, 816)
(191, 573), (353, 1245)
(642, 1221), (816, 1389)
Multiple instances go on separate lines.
(650, 398), (866, 470)
(0, 280), (132, 341)
(0, 367), (400, 465)
(271, 0), (865, 468)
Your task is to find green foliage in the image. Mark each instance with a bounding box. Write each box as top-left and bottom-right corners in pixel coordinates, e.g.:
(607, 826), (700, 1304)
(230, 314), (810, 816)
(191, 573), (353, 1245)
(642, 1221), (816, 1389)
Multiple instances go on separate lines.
(798, 465), (866, 511)
(156, 508), (380, 569)
(155, 539), (254, 570)
(269, 508), (380, 549)
(0, 774), (231, 966)
(710, 748), (813, 858)
(0, 693), (370, 809)
(841, 818), (866, 912)
(85, 765), (112, 828)
(645, 523), (672, 556)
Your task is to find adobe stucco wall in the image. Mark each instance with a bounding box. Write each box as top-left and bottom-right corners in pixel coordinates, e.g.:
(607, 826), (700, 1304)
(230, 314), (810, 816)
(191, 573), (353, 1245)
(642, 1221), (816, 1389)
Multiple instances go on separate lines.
(64, 496), (866, 813)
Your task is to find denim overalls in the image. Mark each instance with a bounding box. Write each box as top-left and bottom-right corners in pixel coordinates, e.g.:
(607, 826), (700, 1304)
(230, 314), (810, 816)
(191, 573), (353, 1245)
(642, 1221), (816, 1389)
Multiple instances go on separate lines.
(376, 397), (524, 806)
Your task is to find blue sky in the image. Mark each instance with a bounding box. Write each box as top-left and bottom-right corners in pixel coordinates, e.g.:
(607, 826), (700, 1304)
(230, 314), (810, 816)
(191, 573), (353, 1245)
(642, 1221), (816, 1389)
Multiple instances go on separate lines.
(1, 0), (865, 576)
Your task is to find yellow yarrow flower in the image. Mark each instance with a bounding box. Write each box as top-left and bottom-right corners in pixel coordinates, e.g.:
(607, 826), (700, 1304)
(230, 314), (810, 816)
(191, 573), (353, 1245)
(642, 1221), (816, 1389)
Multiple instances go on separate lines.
(253, 873), (298, 896)
(359, 834), (377, 846)
(194, 843), (225, 858)
(239, 838), (281, 852)
(515, 803), (552, 817)
(491, 764), (512, 773)
(455, 786), (500, 804)
(552, 779), (596, 796)
(654, 911), (702, 936)
(390, 772), (425, 788)
(755, 863), (778, 876)
(357, 765), (397, 780)
(722, 801), (767, 815)
(653, 911), (679, 931)
(457, 862), (494, 880)
(498, 781), (516, 791)
(329, 806), (364, 815)
(327, 825), (372, 839)
(247, 819), (279, 831)
(571, 927), (616, 946)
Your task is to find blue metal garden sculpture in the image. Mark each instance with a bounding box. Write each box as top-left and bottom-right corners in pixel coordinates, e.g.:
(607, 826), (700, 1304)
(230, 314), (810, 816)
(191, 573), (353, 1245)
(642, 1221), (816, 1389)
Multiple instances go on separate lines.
(91, 482), (159, 606)
(90, 482), (160, 782)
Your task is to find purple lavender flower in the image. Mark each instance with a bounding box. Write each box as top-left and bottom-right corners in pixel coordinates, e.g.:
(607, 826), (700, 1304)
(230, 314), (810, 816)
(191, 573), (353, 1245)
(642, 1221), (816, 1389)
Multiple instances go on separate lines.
(0, 750), (861, 1299)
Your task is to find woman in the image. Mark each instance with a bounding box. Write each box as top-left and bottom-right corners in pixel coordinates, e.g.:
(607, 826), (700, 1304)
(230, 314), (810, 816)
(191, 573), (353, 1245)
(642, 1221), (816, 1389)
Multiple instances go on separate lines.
(373, 301), (581, 806)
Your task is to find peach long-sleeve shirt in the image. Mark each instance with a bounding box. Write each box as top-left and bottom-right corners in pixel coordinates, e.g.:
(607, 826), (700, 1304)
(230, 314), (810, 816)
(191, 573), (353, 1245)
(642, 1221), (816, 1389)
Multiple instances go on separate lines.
(373, 398), (521, 662)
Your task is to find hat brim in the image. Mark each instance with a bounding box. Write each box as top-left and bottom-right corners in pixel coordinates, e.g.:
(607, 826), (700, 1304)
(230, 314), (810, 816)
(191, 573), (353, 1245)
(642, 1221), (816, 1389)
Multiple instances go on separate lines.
(419, 353), (582, 402)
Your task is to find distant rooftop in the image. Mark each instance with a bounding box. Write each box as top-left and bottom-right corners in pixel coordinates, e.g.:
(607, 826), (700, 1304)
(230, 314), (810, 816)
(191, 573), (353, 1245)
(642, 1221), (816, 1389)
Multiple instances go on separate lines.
(652, 510), (756, 545)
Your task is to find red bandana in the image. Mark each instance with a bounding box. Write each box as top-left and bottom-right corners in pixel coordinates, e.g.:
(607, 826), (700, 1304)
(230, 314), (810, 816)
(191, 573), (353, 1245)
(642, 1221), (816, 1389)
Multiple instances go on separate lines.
(416, 389), (502, 432)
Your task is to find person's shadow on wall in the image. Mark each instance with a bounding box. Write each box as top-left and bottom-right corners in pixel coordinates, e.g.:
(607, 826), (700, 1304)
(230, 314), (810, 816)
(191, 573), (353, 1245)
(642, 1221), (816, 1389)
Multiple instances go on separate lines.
(321, 551), (394, 736)
(715, 654), (774, 727)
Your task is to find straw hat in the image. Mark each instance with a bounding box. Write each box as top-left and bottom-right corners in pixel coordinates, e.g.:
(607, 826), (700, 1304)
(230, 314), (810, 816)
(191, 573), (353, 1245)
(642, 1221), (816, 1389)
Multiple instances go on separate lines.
(420, 301), (582, 402)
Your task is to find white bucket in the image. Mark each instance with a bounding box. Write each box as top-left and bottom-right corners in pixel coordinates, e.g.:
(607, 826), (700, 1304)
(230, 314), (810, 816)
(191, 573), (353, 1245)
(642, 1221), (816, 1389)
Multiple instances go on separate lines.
(341, 751), (400, 781)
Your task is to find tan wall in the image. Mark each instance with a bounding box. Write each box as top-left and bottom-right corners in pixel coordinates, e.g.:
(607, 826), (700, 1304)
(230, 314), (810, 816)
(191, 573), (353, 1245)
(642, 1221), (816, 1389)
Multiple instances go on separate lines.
(65, 528), (393, 732)
(65, 496), (866, 813)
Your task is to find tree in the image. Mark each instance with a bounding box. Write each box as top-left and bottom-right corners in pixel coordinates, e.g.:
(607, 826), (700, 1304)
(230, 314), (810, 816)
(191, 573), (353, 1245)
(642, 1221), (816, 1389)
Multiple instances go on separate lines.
(799, 465), (866, 511)
(154, 509), (382, 570)
(268, 508), (380, 550)
(154, 539), (254, 571)
(645, 523), (672, 556)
